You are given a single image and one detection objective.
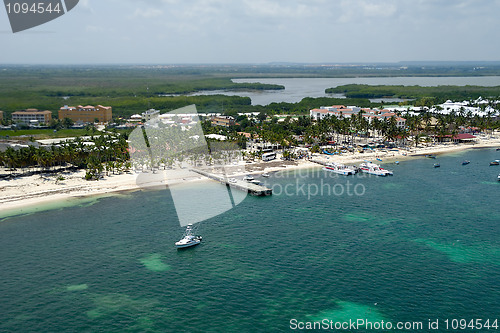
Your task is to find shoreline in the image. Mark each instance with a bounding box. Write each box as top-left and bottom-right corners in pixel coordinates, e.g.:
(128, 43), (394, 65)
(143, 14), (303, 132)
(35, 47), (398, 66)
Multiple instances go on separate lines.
(1, 138), (499, 217)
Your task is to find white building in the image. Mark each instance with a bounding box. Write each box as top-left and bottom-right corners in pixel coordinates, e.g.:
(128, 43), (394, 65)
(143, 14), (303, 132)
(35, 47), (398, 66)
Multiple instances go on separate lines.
(310, 106), (406, 128)
(142, 109), (160, 121)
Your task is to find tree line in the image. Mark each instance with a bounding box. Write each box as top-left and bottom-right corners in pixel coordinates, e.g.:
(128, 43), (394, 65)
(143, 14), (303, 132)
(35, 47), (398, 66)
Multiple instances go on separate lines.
(217, 108), (500, 155)
(0, 132), (131, 180)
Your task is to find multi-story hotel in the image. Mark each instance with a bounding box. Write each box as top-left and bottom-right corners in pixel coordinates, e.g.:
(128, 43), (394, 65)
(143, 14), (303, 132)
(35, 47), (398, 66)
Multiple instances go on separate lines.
(211, 115), (235, 127)
(59, 105), (112, 124)
(11, 109), (53, 124)
(310, 105), (406, 128)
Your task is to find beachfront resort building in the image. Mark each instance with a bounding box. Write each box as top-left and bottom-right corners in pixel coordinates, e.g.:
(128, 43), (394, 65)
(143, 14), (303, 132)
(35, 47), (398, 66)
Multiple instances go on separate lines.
(211, 116), (235, 127)
(11, 109), (52, 125)
(310, 105), (406, 128)
(59, 105), (112, 124)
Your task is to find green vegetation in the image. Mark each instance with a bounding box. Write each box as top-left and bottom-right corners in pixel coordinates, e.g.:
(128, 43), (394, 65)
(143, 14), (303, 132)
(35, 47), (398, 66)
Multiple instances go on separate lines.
(326, 84), (500, 105)
(0, 66), (282, 117)
(4, 64), (500, 121)
(227, 109), (500, 156)
(0, 132), (131, 180)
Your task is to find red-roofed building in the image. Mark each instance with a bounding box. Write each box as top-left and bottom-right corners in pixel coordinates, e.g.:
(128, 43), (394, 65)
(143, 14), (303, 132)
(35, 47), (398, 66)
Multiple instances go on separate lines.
(59, 104), (112, 124)
(395, 117), (406, 128)
(433, 133), (476, 143)
(310, 106), (406, 128)
(378, 112), (397, 118)
(211, 116), (235, 127)
(12, 109), (52, 124)
(238, 132), (259, 139)
(453, 133), (476, 142)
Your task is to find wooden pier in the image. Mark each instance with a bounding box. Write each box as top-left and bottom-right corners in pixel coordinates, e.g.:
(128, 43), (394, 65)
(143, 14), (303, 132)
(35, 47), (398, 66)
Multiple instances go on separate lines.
(190, 169), (272, 196)
(310, 159), (328, 166)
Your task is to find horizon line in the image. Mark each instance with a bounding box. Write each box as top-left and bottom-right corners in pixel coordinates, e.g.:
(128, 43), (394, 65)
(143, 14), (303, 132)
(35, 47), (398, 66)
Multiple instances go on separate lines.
(2, 61), (500, 67)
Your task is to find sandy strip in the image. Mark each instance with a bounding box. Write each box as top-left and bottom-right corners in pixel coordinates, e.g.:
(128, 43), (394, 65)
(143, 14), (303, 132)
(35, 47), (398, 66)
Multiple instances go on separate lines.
(1, 136), (499, 215)
(309, 136), (500, 166)
(0, 168), (207, 217)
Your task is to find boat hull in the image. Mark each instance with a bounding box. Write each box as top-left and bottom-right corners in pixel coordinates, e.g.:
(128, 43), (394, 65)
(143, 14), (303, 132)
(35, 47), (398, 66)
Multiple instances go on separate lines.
(323, 167), (354, 175)
(358, 162), (392, 176)
(359, 169), (388, 176)
(175, 237), (202, 249)
(175, 241), (201, 249)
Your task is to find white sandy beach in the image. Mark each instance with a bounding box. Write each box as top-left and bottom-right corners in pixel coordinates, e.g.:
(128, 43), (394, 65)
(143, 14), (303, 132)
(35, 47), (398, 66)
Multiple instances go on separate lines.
(1, 135), (499, 215)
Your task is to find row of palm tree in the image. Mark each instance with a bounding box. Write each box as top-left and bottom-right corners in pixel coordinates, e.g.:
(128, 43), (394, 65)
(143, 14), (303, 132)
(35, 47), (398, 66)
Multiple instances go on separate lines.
(0, 133), (130, 180)
(230, 110), (500, 153)
(3, 109), (497, 179)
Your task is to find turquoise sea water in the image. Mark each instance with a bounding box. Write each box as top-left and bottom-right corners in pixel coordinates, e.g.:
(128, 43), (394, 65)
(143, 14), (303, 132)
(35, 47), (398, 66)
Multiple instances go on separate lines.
(1, 148), (499, 332)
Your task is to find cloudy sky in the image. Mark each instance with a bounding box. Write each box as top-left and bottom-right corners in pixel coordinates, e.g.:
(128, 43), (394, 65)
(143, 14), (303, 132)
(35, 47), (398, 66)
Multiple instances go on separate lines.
(1, 0), (499, 64)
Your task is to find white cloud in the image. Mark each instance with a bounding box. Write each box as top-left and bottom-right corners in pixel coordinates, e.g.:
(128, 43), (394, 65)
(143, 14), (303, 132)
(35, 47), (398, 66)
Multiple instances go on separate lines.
(76, 0), (94, 13)
(243, 0), (316, 19)
(133, 8), (164, 18)
(2, 0), (500, 63)
(338, 0), (398, 23)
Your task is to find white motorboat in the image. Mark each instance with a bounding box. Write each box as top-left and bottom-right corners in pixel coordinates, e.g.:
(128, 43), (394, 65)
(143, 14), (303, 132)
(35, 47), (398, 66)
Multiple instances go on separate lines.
(262, 172), (270, 177)
(323, 162), (356, 176)
(249, 179), (261, 185)
(359, 162), (393, 176)
(243, 174), (255, 181)
(175, 224), (202, 249)
(228, 177), (237, 183)
(498, 174), (500, 181)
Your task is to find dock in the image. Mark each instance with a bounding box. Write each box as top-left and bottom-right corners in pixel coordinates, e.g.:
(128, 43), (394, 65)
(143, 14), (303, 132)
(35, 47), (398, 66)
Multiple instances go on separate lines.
(311, 159), (361, 173)
(190, 169), (272, 196)
(310, 159), (328, 166)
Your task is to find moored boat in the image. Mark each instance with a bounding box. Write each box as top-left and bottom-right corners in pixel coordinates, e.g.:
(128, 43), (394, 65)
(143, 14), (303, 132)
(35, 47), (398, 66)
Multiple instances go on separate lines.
(243, 174), (255, 181)
(425, 154), (437, 159)
(323, 162), (356, 176)
(462, 160), (470, 165)
(175, 224), (202, 249)
(358, 162), (393, 176)
(434, 163), (440, 168)
(490, 160), (499, 166)
(262, 172), (270, 177)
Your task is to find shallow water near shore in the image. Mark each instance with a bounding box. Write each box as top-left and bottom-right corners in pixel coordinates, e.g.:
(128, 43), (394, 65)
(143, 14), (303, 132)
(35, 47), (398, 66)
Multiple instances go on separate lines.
(0, 148), (499, 332)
